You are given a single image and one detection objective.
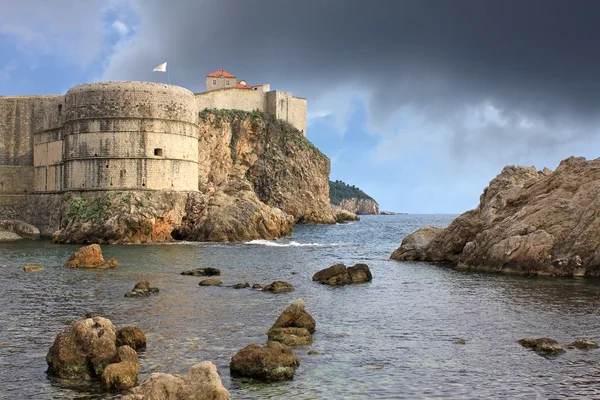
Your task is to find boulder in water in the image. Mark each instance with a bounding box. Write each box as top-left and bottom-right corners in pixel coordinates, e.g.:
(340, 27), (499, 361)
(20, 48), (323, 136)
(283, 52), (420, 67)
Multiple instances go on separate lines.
(124, 281), (159, 297)
(23, 264), (44, 272)
(517, 337), (565, 355)
(180, 267), (221, 276)
(116, 327), (147, 351)
(101, 345), (139, 391)
(312, 263), (372, 285)
(199, 278), (222, 286)
(64, 244), (117, 269)
(262, 281), (294, 293)
(230, 341), (300, 382)
(121, 361), (229, 399)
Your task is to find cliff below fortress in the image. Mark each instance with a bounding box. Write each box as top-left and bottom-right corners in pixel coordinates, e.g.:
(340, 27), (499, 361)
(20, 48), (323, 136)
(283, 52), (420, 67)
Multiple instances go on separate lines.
(51, 110), (335, 244)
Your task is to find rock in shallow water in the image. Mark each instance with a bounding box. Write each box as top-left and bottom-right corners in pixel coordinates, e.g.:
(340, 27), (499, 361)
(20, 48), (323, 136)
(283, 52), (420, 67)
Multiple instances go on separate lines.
(101, 345), (139, 391)
(64, 244), (117, 269)
(121, 361), (229, 399)
(181, 267), (221, 276)
(23, 264), (44, 272)
(312, 263), (372, 285)
(116, 327), (147, 351)
(230, 341), (300, 382)
(262, 281), (294, 293)
(517, 337), (565, 355)
(199, 278), (223, 286)
(124, 281), (159, 297)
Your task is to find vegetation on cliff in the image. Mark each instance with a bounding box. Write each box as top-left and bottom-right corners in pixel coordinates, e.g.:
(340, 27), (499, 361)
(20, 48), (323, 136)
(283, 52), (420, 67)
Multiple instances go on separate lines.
(329, 180), (374, 205)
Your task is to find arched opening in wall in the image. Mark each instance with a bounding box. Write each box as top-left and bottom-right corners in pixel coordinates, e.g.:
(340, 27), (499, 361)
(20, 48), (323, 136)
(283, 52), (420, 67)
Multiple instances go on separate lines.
(154, 148), (163, 157)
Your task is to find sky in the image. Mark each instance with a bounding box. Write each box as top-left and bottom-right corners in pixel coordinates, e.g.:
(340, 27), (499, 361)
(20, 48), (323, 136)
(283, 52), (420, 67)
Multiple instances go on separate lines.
(2, 0), (600, 213)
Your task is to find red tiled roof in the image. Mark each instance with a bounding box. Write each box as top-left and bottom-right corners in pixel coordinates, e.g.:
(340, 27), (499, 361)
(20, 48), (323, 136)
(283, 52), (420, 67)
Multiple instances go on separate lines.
(207, 69), (236, 78)
(235, 81), (252, 89)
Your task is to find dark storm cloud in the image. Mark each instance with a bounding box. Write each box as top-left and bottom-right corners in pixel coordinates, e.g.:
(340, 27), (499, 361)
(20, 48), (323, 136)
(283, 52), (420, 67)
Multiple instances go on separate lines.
(105, 0), (600, 115)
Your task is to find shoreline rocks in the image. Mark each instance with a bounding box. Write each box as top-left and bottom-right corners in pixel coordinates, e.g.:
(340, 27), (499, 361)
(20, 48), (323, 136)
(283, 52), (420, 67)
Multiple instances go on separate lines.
(517, 337), (598, 355)
(312, 263), (372, 285)
(64, 244), (117, 269)
(0, 219), (40, 240)
(391, 157), (600, 277)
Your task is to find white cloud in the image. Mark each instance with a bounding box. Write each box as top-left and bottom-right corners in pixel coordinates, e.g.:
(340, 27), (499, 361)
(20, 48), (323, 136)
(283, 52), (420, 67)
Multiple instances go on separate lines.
(112, 20), (130, 37)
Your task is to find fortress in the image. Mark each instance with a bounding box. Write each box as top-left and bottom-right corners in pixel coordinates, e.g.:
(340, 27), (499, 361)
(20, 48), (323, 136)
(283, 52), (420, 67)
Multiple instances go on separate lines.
(0, 70), (307, 221)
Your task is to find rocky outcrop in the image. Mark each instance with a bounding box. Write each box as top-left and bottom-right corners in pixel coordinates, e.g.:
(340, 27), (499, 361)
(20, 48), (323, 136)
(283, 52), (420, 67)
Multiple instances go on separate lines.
(518, 337), (598, 355)
(64, 244), (117, 269)
(124, 281), (159, 297)
(51, 112), (334, 244)
(332, 207), (360, 223)
(230, 341), (300, 382)
(0, 219), (40, 240)
(46, 316), (141, 390)
(391, 157), (600, 277)
(338, 198), (380, 215)
(121, 362), (229, 400)
(312, 263), (373, 285)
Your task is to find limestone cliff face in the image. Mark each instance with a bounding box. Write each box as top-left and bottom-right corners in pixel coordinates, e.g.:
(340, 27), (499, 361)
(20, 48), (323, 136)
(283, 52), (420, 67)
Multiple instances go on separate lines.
(51, 111), (332, 244)
(391, 156), (600, 277)
(338, 198), (380, 215)
(196, 110), (335, 225)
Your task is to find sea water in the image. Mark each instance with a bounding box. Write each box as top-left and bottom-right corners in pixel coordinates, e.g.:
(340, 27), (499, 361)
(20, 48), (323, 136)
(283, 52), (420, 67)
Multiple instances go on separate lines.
(1, 214), (599, 399)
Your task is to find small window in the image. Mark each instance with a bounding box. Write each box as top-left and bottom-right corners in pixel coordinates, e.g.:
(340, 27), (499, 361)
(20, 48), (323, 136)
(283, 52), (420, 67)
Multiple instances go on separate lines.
(212, 79), (216, 85)
(226, 80), (230, 86)
(154, 148), (163, 156)
(58, 104), (62, 114)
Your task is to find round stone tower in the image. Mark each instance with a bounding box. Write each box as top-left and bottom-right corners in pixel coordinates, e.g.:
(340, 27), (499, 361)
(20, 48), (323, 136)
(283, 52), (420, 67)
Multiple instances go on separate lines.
(62, 81), (198, 191)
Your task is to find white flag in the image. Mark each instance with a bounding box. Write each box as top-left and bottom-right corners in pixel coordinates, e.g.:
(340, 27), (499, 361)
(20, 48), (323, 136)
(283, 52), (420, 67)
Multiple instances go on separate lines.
(153, 62), (167, 72)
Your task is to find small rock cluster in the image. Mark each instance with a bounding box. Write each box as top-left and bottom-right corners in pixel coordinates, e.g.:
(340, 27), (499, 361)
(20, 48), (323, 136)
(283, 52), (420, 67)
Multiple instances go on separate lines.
(46, 316), (145, 391)
(181, 267), (221, 276)
(230, 299), (315, 382)
(517, 337), (598, 355)
(312, 263), (372, 285)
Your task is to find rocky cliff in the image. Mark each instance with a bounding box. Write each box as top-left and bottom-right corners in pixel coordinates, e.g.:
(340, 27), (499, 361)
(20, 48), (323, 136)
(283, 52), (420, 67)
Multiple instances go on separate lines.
(391, 156), (600, 277)
(52, 110), (334, 244)
(329, 180), (379, 215)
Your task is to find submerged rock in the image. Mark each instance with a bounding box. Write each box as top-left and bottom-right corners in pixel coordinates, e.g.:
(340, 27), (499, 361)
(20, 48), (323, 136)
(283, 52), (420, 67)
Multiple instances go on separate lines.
(124, 281), (159, 297)
(391, 157), (600, 277)
(64, 244), (117, 269)
(566, 339), (598, 349)
(230, 341), (300, 382)
(23, 264), (44, 272)
(262, 281), (294, 293)
(116, 327), (147, 351)
(312, 263), (372, 285)
(199, 278), (222, 286)
(233, 282), (250, 289)
(267, 327), (312, 346)
(121, 361), (229, 400)
(517, 337), (565, 355)
(180, 267), (221, 276)
(252, 283), (263, 289)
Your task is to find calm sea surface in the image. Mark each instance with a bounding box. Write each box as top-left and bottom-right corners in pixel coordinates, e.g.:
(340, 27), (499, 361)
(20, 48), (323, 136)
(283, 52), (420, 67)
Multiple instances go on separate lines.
(1, 214), (600, 399)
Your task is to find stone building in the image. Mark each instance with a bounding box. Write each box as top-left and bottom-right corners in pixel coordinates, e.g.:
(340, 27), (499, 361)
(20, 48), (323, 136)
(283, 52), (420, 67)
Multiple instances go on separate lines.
(0, 72), (307, 224)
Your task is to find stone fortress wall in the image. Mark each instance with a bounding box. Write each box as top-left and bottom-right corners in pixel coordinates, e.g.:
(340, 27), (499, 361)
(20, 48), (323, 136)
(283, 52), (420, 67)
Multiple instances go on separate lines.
(0, 72), (307, 217)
